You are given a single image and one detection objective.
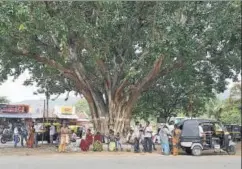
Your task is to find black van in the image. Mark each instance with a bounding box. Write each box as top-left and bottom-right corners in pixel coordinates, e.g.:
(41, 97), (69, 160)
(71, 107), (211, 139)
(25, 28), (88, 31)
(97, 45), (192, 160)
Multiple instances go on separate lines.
(177, 119), (236, 156)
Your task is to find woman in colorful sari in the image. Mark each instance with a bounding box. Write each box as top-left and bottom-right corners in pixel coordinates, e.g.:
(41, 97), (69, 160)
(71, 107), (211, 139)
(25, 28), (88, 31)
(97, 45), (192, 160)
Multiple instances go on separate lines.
(59, 123), (69, 153)
(93, 131), (103, 152)
(27, 123), (35, 148)
(172, 124), (181, 156)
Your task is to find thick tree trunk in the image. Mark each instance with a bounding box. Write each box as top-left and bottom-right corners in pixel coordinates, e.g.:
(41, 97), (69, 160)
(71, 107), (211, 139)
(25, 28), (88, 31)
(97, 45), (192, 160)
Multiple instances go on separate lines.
(86, 96), (132, 136)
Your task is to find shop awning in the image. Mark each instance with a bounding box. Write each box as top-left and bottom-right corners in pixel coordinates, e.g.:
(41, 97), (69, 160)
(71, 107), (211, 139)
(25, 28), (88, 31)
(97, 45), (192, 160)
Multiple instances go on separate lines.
(0, 113), (43, 119)
(77, 118), (90, 122)
(55, 114), (78, 119)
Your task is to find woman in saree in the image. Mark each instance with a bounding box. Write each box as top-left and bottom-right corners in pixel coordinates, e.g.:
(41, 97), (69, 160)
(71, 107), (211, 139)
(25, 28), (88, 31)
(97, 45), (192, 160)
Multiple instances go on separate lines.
(27, 123), (35, 148)
(172, 124), (181, 156)
(93, 131), (103, 152)
(80, 129), (93, 151)
(59, 123), (69, 153)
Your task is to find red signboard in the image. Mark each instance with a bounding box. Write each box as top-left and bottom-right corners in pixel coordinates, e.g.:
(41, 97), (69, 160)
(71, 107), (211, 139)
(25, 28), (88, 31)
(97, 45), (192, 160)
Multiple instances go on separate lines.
(0, 104), (29, 113)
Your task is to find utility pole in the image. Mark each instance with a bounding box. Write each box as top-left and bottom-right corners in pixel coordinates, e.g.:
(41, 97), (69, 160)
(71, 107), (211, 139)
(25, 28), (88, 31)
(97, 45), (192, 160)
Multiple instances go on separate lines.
(42, 99), (45, 145)
(45, 89), (50, 123)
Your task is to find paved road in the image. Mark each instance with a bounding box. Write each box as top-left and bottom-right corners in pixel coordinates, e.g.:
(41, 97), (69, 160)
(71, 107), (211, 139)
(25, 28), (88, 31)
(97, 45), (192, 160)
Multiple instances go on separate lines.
(0, 154), (240, 169)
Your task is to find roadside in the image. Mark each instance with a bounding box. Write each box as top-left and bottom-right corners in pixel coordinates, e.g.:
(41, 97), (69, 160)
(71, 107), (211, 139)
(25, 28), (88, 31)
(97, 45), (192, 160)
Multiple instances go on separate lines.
(0, 141), (240, 157)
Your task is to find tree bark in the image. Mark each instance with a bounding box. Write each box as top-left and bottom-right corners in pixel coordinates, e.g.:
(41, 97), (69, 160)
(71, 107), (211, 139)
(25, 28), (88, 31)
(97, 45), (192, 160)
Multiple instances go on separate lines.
(86, 93), (132, 136)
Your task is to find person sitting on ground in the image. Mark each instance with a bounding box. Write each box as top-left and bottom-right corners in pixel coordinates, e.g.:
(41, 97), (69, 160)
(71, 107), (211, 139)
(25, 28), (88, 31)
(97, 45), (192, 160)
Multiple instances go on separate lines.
(93, 131), (103, 152)
(107, 129), (116, 151)
(85, 129), (93, 146)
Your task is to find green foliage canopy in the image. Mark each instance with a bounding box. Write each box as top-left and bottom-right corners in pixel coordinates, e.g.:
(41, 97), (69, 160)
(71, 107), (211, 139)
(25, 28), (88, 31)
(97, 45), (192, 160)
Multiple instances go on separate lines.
(0, 2), (241, 132)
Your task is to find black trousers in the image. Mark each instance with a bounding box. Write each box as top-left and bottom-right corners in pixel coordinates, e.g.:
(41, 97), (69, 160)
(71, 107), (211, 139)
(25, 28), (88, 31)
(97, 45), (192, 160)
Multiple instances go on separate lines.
(144, 137), (152, 153)
(134, 138), (140, 152)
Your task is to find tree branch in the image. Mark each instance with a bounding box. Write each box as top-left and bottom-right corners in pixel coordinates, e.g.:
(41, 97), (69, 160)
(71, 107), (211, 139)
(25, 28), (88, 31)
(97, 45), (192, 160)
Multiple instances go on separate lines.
(141, 60), (184, 92)
(14, 49), (72, 75)
(136, 56), (164, 92)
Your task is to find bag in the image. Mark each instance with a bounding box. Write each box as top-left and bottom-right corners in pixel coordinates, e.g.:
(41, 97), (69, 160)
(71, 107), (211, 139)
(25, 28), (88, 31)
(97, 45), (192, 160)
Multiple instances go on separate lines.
(109, 141), (116, 151)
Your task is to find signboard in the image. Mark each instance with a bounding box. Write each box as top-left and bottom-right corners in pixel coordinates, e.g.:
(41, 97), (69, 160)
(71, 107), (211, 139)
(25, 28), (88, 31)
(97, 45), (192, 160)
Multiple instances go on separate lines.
(0, 104), (29, 113)
(60, 106), (73, 115)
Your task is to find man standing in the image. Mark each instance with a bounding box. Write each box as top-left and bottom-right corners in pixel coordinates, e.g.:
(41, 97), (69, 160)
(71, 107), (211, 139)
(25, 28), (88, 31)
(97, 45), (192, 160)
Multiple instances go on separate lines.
(13, 124), (19, 148)
(144, 121), (153, 153)
(20, 123), (28, 147)
(49, 122), (55, 144)
(134, 121), (140, 153)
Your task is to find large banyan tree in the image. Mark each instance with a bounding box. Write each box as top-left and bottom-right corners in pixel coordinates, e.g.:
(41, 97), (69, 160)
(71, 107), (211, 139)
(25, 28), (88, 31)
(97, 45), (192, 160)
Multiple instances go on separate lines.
(0, 2), (240, 134)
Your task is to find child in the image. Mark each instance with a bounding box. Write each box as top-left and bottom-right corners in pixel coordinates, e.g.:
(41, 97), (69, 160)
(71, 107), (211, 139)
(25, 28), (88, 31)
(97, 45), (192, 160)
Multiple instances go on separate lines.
(107, 129), (116, 151)
(70, 130), (77, 142)
(115, 132), (123, 151)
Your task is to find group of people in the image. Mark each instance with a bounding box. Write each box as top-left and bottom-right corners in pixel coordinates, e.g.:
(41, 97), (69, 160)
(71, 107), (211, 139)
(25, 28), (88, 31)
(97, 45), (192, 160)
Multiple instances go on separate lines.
(56, 120), (182, 156)
(125, 121), (181, 155)
(4, 120), (182, 156)
(6, 122), (37, 148)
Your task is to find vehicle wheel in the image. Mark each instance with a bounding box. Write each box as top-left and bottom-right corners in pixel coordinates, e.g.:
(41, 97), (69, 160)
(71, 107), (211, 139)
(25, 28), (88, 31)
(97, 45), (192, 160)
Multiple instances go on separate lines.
(227, 145), (236, 155)
(1, 137), (7, 144)
(185, 148), (192, 155)
(192, 146), (202, 156)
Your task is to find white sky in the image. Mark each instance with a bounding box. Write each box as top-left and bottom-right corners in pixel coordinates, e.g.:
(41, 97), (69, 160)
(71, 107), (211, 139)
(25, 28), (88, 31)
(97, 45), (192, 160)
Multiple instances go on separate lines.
(0, 71), (74, 103)
(0, 71), (240, 103)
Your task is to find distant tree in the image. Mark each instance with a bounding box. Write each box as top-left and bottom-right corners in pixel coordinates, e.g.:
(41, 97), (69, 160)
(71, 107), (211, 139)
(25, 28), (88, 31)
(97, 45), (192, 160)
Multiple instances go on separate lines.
(75, 99), (90, 116)
(133, 72), (215, 120)
(220, 99), (241, 125)
(205, 99), (224, 120)
(229, 82), (241, 102)
(0, 96), (9, 104)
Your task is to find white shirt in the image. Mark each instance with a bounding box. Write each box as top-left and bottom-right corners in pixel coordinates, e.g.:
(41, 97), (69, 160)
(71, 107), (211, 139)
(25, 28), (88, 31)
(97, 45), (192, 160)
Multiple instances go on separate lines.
(72, 133), (77, 140)
(144, 125), (152, 138)
(49, 125), (55, 136)
(168, 125), (174, 133)
(134, 125), (140, 138)
(14, 127), (18, 135)
(199, 125), (204, 137)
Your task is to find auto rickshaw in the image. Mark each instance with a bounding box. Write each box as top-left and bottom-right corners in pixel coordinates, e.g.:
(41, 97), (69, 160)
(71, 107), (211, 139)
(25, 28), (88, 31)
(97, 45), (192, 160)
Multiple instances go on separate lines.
(224, 124), (241, 142)
(178, 119), (236, 156)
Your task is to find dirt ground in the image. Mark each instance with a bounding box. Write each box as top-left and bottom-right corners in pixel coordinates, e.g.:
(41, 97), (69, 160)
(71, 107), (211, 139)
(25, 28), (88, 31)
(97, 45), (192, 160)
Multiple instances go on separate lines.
(0, 142), (241, 156)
